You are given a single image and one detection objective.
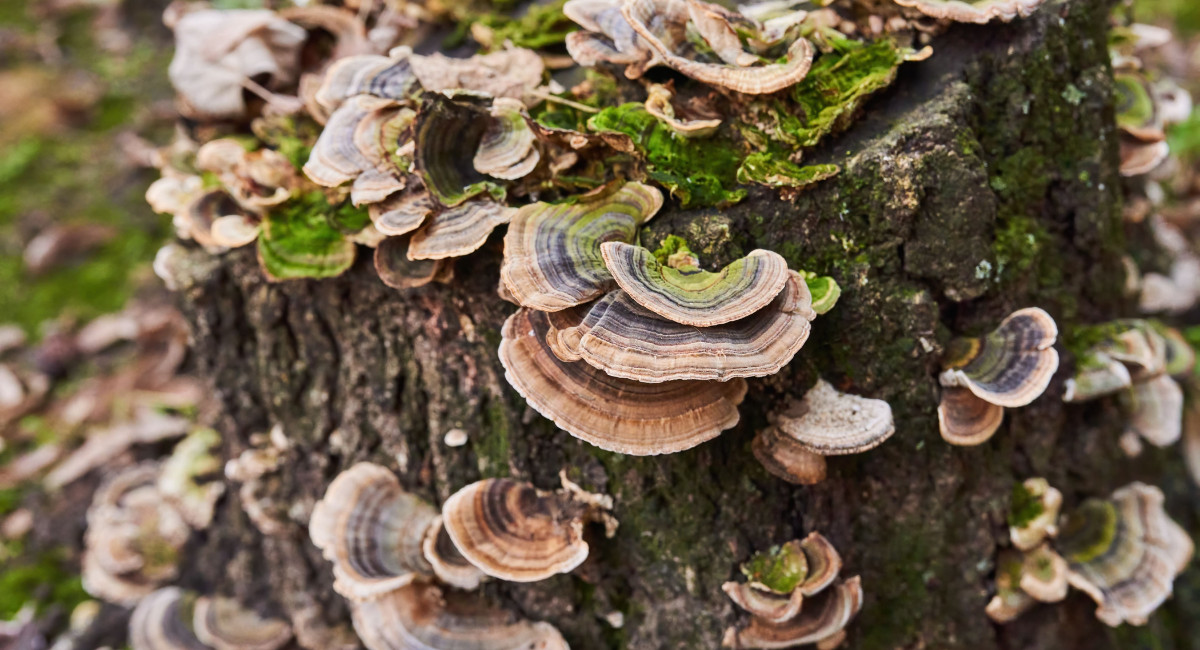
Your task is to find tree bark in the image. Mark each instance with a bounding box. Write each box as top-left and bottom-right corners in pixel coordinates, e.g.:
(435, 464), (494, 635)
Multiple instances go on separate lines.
(170, 1), (1200, 648)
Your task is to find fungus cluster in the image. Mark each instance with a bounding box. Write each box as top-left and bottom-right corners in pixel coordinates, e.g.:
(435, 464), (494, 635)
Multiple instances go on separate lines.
(936, 307), (1060, 446)
(722, 533), (862, 648)
(991, 480), (1194, 627)
(129, 586), (292, 650)
(1064, 320), (1193, 454)
(309, 463), (609, 645)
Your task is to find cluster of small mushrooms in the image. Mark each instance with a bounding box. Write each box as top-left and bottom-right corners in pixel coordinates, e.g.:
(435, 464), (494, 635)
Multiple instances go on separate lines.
(73, 0), (1198, 647)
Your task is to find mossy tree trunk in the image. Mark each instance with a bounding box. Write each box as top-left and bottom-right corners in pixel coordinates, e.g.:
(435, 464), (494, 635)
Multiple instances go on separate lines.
(169, 1), (1199, 648)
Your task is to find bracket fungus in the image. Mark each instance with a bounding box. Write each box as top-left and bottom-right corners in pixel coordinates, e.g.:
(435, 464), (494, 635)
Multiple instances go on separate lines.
(1018, 543), (1070, 604)
(193, 596), (293, 650)
(751, 426), (828, 485)
(1009, 478), (1062, 552)
(374, 235), (452, 291)
(937, 307), (1059, 445)
(890, 0), (1048, 24)
(499, 307), (747, 454)
(313, 51), (421, 117)
(600, 242), (792, 327)
(129, 587), (207, 650)
(473, 98), (541, 180)
(724, 577), (863, 649)
(369, 185), (435, 237)
(1056, 482), (1194, 627)
(350, 582), (568, 650)
(986, 550), (1036, 624)
(500, 182), (664, 312)
(408, 200), (517, 261)
(1120, 374), (1184, 448)
(422, 515), (487, 590)
(413, 92), (507, 208)
(767, 379), (895, 456)
(309, 462), (439, 600)
(546, 270), (814, 382)
(441, 478), (591, 582)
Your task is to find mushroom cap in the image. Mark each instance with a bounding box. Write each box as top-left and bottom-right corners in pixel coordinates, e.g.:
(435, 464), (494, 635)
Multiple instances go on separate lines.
(722, 577), (863, 649)
(256, 203), (357, 282)
(937, 386), (1004, 446)
(1120, 135), (1170, 177)
(1057, 483), (1193, 627)
(600, 243), (792, 327)
(473, 98), (540, 180)
(740, 539), (809, 594)
(890, 0), (1047, 23)
(369, 184), (434, 237)
(309, 462), (438, 601)
(350, 582), (569, 650)
(129, 587), (208, 650)
(1122, 374), (1184, 447)
(621, 0), (815, 94)
(1114, 72), (1165, 142)
(413, 92), (503, 208)
(1159, 326), (1196, 377)
(409, 49), (544, 102)
(1063, 351), (1133, 403)
(422, 515), (487, 590)
(500, 182), (663, 312)
(771, 379), (895, 456)
(375, 235), (449, 290)
(314, 52), (419, 115)
(441, 478), (588, 582)
(408, 200), (516, 260)
(350, 105), (417, 207)
(797, 532), (843, 596)
(1009, 477), (1062, 552)
(987, 549), (1036, 624)
(193, 596), (292, 650)
(564, 0), (658, 71)
(722, 582), (805, 623)
(158, 427), (225, 530)
(752, 426), (828, 485)
(209, 215), (261, 249)
(498, 308), (747, 455)
(1019, 544), (1069, 603)
(550, 271), (813, 383)
(939, 307), (1059, 408)
(304, 95), (397, 188)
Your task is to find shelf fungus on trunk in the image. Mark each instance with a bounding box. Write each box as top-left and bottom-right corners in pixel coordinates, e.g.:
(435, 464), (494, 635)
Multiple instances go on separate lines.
(723, 577), (863, 649)
(303, 95), (414, 206)
(407, 199), (517, 261)
(751, 426), (828, 485)
(723, 534), (854, 648)
(765, 379), (895, 457)
(937, 307), (1059, 445)
(83, 463), (193, 606)
(349, 582), (568, 650)
(413, 92), (508, 208)
(1120, 374), (1184, 448)
(986, 549), (1037, 624)
(440, 478), (593, 582)
(599, 241), (792, 327)
(309, 462), (439, 600)
(192, 596), (293, 650)
(498, 307), (747, 454)
(1056, 483), (1194, 627)
(1018, 543), (1070, 604)
(500, 182), (664, 312)
(312, 50), (421, 118)
(158, 428), (226, 530)
(374, 234), (452, 291)
(1008, 478), (1062, 552)
(129, 587), (208, 650)
(422, 515), (487, 590)
(368, 184), (435, 237)
(473, 98), (541, 180)
(407, 48), (545, 103)
(545, 270), (815, 382)
(889, 0), (1048, 24)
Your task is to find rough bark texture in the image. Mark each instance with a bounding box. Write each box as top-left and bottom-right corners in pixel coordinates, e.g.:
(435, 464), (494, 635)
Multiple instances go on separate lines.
(169, 1), (1200, 648)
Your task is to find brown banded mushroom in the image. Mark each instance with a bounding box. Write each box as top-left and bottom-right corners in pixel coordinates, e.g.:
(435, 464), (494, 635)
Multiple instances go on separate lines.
(939, 307), (1059, 409)
(937, 387), (1004, 446)
(313, 50), (420, 117)
(409, 48), (545, 102)
(499, 308), (747, 454)
(441, 478), (589, 582)
(1120, 136), (1170, 177)
(986, 550), (1036, 624)
(723, 577), (863, 649)
(368, 184), (435, 236)
(547, 271), (814, 382)
(768, 379), (895, 456)
(407, 200), (517, 260)
(1019, 544), (1069, 603)
(374, 235), (451, 290)
(193, 596), (292, 650)
(752, 426), (827, 485)
(723, 533), (845, 631)
(350, 582), (569, 650)
(890, 0), (1048, 23)
(158, 428), (225, 530)
(1121, 374), (1184, 448)
(303, 95), (414, 206)
(1009, 478), (1062, 552)
(309, 462), (438, 600)
(722, 582), (805, 624)
(500, 182), (663, 312)
(129, 587), (208, 650)
(600, 242), (791, 327)
(422, 515), (487, 590)
(1056, 482), (1194, 626)
(564, 0), (660, 75)
(473, 98), (540, 180)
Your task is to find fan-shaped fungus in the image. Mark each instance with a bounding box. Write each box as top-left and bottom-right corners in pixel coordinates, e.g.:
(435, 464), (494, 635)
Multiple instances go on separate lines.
(890, 0), (1048, 24)
(769, 379), (895, 455)
(939, 307), (1059, 409)
(193, 596), (293, 650)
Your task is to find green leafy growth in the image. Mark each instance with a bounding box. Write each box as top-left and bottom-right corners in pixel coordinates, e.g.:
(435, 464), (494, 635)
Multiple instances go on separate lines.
(799, 270), (841, 314)
(474, 0), (577, 50)
(588, 104), (747, 208)
(257, 192), (357, 281)
(740, 540), (808, 593)
(1007, 481), (1045, 529)
(252, 113), (322, 170)
(328, 200), (371, 234)
(771, 38), (904, 150)
(737, 154), (839, 189)
(651, 235), (693, 266)
(0, 547), (89, 620)
(1168, 109), (1200, 163)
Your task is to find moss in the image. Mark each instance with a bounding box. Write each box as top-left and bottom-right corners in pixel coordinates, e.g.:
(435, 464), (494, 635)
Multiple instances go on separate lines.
(252, 113), (322, 170)
(0, 489), (20, 518)
(0, 546), (89, 620)
(256, 192), (358, 281)
(740, 541), (808, 593)
(473, 0), (577, 50)
(475, 401), (512, 478)
(736, 154), (839, 190)
(991, 214), (1051, 285)
(1007, 481), (1045, 529)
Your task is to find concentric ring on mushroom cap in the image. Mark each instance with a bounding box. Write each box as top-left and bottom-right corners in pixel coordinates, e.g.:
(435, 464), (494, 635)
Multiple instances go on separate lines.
(314, 51), (420, 115)
(193, 596), (292, 650)
(408, 200), (516, 260)
(1114, 72), (1165, 142)
(441, 478), (588, 582)
(771, 379), (894, 456)
(891, 0), (1048, 24)
(375, 235), (448, 291)
(1057, 483), (1193, 627)
(473, 98), (540, 180)
(304, 95), (398, 188)
(939, 307), (1059, 409)
(797, 532), (842, 596)
(309, 462), (438, 601)
(369, 184), (434, 237)
(721, 577), (863, 649)
(499, 308), (747, 455)
(937, 386), (1005, 446)
(621, 0), (815, 94)
(600, 243), (791, 327)
(350, 582), (569, 650)
(550, 271), (813, 382)
(129, 587), (209, 650)
(422, 515), (487, 590)
(414, 92), (502, 208)
(751, 426), (827, 485)
(500, 182), (664, 312)
(722, 582), (804, 623)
